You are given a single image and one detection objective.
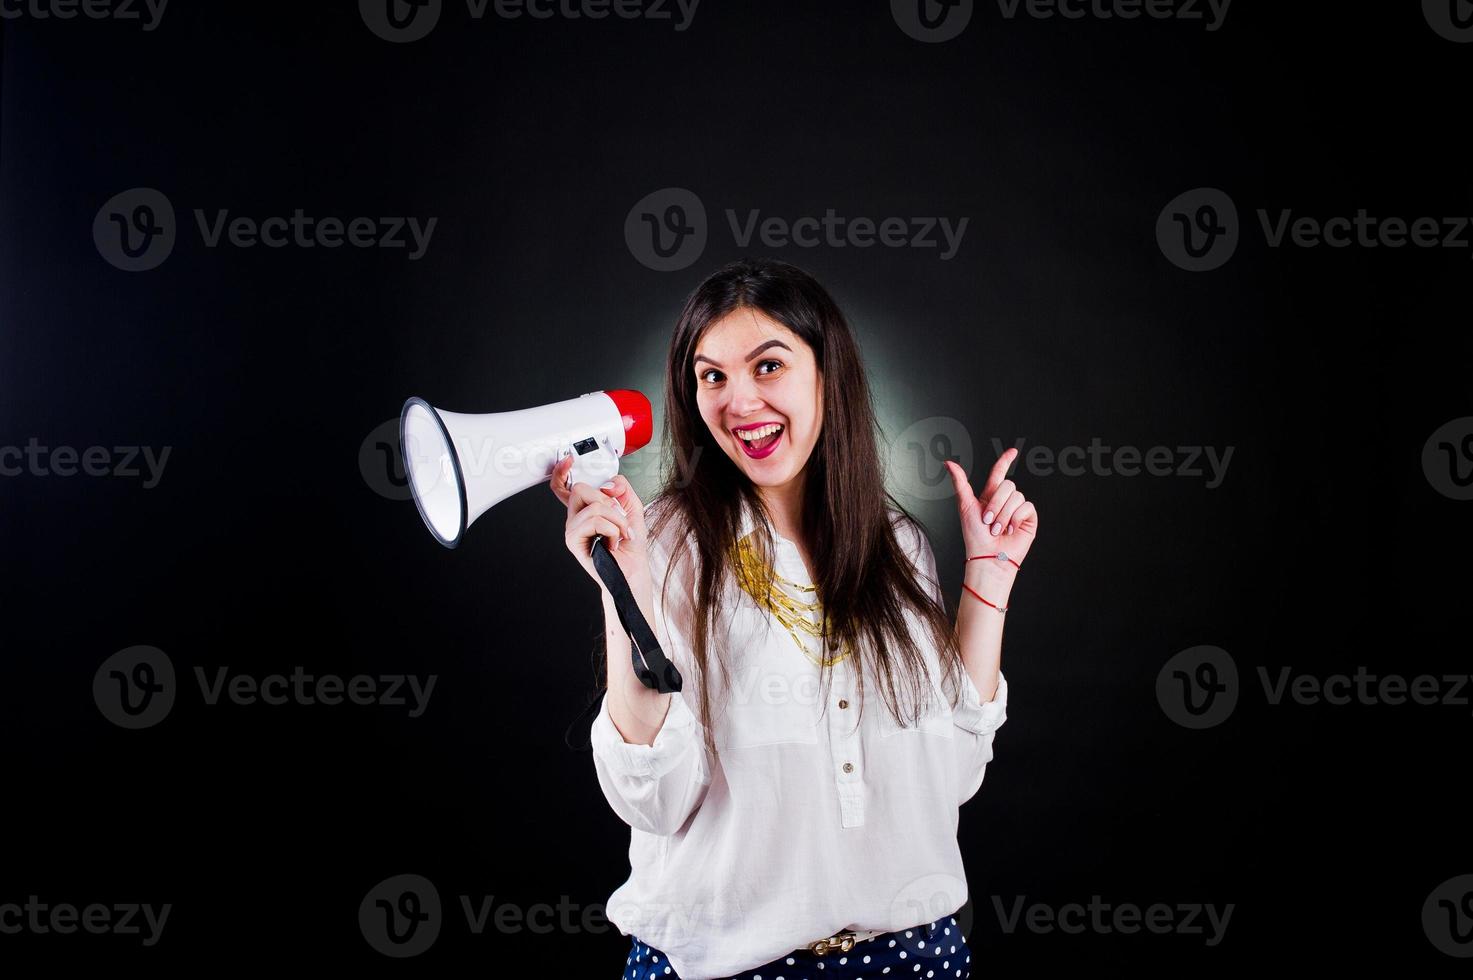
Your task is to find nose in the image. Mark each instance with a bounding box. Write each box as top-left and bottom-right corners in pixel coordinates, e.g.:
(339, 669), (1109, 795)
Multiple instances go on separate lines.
(724, 373), (767, 422)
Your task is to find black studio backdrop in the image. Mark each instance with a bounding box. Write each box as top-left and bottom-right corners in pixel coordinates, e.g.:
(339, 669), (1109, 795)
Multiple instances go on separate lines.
(1, 2), (1470, 973)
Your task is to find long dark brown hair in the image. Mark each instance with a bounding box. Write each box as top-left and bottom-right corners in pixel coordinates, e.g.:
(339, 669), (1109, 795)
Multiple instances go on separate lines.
(641, 256), (967, 768)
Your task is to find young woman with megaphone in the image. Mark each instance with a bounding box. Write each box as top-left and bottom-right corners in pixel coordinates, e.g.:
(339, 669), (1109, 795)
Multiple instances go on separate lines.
(549, 257), (1038, 980)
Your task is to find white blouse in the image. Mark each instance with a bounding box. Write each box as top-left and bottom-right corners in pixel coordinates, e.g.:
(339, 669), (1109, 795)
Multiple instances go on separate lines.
(590, 496), (1009, 980)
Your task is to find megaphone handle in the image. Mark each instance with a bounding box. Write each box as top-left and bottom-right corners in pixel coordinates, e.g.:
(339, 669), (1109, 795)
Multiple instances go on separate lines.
(589, 535), (684, 695)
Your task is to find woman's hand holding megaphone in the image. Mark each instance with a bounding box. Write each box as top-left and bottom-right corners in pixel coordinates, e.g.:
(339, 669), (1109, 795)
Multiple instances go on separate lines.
(552, 454), (652, 599)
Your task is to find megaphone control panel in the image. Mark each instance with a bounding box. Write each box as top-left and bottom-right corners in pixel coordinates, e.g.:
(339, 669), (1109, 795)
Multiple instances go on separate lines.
(559, 434), (621, 494)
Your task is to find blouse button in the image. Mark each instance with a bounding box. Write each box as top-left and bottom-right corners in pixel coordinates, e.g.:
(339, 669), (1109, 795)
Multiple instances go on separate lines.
(838, 699), (849, 709)
(842, 762), (854, 773)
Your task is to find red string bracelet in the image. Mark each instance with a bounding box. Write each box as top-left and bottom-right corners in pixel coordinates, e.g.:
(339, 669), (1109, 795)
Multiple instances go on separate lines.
(968, 552), (1022, 570)
(963, 552), (1019, 612)
(961, 582), (1008, 613)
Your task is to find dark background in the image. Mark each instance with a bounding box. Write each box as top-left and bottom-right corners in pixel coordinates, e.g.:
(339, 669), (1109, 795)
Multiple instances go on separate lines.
(2, 1), (1469, 973)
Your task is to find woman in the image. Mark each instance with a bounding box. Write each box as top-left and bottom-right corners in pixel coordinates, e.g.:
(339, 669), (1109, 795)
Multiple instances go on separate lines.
(550, 257), (1037, 980)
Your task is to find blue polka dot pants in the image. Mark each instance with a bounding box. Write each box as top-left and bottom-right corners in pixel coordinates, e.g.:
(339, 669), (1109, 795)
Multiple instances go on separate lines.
(622, 912), (971, 980)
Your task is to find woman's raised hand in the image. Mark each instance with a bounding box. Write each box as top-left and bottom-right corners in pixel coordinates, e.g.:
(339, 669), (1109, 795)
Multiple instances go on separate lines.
(944, 448), (1038, 568)
(550, 454), (652, 594)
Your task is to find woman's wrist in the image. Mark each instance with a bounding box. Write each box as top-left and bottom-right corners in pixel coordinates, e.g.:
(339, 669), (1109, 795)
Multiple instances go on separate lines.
(963, 562), (1017, 602)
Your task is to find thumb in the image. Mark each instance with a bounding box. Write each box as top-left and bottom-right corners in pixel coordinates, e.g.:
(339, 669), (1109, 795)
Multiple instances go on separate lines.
(944, 460), (975, 507)
(945, 460), (985, 532)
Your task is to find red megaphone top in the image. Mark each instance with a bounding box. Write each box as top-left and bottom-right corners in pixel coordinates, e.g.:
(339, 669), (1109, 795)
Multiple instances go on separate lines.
(605, 389), (653, 455)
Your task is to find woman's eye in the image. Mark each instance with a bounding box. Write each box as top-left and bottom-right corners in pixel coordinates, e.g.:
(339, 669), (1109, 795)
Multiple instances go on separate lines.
(699, 360), (781, 384)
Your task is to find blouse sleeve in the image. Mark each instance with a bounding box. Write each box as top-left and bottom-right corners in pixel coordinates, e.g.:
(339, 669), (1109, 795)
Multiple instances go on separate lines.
(588, 503), (713, 837)
(900, 513), (1010, 807)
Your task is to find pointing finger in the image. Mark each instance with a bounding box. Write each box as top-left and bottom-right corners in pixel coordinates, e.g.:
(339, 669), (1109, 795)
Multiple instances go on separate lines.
(983, 448), (1018, 499)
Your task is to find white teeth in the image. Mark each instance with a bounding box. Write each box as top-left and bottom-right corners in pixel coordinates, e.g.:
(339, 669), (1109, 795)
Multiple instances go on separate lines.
(736, 423), (783, 441)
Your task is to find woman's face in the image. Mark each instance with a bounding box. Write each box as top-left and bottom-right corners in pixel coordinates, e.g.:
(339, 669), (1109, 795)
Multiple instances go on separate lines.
(693, 307), (823, 496)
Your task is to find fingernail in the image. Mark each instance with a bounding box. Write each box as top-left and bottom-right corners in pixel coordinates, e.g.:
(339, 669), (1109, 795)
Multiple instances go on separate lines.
(983, 510), (994, 524)
(991, 523), (1000, 536)
(600, 481), (616, 489)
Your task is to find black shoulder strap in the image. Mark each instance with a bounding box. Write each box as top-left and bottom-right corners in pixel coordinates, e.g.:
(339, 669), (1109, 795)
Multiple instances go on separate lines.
(564, 535), (684, 751)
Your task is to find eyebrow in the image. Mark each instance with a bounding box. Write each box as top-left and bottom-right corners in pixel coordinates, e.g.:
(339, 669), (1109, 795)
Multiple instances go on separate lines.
(693, 339), (793, 369)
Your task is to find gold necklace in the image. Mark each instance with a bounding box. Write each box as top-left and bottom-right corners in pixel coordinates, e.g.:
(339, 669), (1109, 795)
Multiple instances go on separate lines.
(731, 533), (853, 668)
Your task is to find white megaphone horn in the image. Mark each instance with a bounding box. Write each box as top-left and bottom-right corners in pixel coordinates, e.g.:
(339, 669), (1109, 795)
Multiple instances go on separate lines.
(398, 389), (653, 549)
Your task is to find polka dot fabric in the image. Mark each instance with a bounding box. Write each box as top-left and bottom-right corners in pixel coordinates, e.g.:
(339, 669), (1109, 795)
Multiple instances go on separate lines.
(621, 912), (971, 980)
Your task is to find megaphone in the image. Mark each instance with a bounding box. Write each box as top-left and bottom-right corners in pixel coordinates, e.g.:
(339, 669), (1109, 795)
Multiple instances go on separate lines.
(397, 388), (683, 705)
(398, 389), (653, 549)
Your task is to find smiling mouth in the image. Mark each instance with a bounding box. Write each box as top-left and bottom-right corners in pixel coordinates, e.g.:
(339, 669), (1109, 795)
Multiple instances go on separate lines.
(734, 423), (784, 458)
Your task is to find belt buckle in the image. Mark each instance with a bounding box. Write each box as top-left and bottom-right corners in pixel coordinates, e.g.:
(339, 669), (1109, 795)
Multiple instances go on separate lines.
(808, 929), (858, 956)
